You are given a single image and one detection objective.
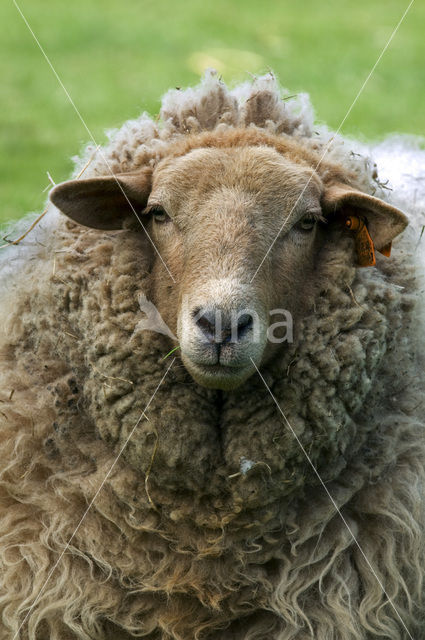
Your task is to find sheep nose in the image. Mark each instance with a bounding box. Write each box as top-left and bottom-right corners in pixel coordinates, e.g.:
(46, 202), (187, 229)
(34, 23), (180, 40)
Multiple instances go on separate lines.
(193, 308), (254, 344)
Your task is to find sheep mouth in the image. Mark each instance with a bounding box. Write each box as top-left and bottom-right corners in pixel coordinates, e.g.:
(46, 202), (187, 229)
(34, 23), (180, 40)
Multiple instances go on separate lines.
(182, 358), (255, 390)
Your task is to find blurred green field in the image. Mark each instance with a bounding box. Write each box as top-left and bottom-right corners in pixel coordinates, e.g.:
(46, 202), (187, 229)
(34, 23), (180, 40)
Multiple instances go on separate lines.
(0, 0), (424, 224)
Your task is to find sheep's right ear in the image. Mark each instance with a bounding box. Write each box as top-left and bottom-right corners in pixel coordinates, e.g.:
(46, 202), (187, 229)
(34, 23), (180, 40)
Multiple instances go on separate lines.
(49, 167), (152, 230)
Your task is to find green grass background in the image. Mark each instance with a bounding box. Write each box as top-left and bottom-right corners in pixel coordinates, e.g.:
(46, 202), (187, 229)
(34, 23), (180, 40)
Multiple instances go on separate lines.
(1, 0), (424, 224)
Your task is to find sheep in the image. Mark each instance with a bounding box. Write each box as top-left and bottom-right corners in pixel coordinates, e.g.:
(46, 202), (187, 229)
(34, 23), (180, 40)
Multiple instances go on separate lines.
(0, 70), (424, 640)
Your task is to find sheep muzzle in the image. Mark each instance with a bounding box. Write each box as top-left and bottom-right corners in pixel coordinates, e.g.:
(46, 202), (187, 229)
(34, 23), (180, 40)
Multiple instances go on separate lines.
(177, 284), (268, 389)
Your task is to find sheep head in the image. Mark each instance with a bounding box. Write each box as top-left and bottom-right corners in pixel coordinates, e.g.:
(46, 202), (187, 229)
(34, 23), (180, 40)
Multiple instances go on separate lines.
(50, 131), (407, 390)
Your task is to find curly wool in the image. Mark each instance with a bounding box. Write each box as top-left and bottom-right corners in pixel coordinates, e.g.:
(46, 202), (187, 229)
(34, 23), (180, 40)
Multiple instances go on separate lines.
(0, 72), (424, 640)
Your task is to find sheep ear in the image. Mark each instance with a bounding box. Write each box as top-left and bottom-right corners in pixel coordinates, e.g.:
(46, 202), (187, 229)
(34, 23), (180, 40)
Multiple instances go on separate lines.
(49, 168), (152, 230)
(322, 183), (408, 252)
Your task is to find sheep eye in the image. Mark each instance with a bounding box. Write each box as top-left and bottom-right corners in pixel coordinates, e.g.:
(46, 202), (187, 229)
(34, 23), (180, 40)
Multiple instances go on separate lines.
(149, 206), (171, 224)
(295, 214), (316, 232)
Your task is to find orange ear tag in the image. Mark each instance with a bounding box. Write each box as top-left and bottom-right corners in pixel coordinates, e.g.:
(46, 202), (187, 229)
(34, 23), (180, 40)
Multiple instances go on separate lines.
(379, 242), (392, 257)
(344, 216), (376, 267)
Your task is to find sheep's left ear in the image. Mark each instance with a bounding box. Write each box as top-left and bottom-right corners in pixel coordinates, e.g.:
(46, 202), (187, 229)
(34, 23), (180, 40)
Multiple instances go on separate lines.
(49, 167), (152, 230)
(322, 183), (408, 265)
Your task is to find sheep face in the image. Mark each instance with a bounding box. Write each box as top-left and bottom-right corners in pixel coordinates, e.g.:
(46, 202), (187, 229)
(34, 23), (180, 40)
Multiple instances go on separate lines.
(50, 133), (407, 391)
(147, 146), (323, 389)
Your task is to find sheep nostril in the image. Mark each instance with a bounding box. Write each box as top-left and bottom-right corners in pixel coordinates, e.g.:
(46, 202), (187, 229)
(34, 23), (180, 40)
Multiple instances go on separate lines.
(194, 309), (216, 341)
(192, 308), (254, 344)
(237, 314), (253, 339)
